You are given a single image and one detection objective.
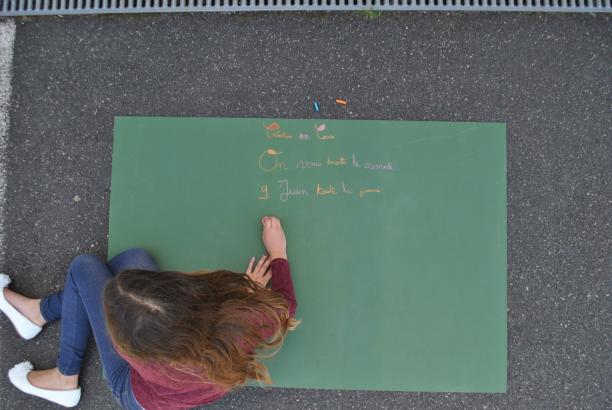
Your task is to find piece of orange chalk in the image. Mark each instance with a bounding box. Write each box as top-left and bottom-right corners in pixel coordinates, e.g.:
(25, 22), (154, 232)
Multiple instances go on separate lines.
(335, 98), (347, 106)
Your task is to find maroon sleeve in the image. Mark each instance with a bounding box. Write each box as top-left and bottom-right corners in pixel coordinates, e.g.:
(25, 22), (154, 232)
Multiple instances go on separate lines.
(270, 258), (297, 317)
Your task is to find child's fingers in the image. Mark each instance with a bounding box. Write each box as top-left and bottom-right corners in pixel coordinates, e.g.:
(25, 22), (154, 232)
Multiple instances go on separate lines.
(254, 254), (268, 272)
(262, 256), (271, 271)
(262, 270), (272, 286)
(272, 217), (282, 231)
(246, 257), (255, 274)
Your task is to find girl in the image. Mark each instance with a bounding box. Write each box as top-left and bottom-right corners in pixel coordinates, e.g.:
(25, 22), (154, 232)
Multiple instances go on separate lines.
(0, 216), (298, 409)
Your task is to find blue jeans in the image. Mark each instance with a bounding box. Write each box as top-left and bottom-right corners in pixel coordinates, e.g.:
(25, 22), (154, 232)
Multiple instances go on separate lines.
(39, 248), (159, 410)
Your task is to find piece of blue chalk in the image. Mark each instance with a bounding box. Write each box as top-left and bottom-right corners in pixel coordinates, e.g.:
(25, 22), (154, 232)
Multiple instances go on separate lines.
(313, 102), (320, 112)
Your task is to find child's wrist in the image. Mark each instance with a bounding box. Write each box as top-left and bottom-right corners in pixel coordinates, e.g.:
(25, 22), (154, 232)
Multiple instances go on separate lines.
(269, 251), (287, 260)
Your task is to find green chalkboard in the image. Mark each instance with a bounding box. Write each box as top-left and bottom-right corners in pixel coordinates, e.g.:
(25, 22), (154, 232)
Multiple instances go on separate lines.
(109, 117), (507, 393)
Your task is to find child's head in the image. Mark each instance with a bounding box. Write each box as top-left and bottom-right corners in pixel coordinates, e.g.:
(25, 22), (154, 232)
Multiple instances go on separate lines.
(103, 269), (298, 389)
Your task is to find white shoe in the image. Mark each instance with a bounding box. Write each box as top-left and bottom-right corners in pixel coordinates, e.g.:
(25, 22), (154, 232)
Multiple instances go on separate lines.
(8, 362), (81, 408)
(0, 274), (43, 340)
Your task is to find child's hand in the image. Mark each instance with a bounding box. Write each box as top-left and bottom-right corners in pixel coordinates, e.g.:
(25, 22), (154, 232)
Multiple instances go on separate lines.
(261, 216), (287, 260)
(246, 254), (272, 287)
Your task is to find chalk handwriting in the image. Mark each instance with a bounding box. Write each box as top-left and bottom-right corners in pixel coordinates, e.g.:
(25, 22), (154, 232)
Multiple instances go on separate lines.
(255, 124), (391, 203)
(296, 159), (322, 169)
(351, 154), (393, 171)
(315, 124), (335, 141)
(258, 148), (288, 172)
(341, 181), (353, 194)
(316, 184), (338, 196)
(327, 155), (347, 166)
(258, 184), (269, 200)
(279, 179), (309, 202)
(364, 162), (394, 171)
(359, 188), (382, 198)
(263, 122), (292, 140)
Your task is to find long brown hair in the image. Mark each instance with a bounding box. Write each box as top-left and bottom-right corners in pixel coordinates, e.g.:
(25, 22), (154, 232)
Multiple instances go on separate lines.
(103, 269), (299, 390)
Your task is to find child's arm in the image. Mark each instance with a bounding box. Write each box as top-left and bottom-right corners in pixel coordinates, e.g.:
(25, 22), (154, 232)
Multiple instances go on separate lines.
(262, 216), (297, 316)
(261, 216), (287, 261)
(270, 258), (297, 317)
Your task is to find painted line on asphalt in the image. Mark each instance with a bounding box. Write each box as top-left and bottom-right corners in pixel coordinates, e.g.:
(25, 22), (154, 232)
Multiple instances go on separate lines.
(0, 20), (15, 267)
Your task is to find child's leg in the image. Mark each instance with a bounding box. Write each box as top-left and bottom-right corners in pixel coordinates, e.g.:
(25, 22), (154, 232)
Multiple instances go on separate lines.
(1, 287), (47, 326)
(54, 254), (103, 376)
(37, 248), (157, 325)
(13, 250), (156, 407)
(39, 291), (63, 323)
(36, 248), (157, 379)
(107, 248), (159, 275)
(55, 254), (132, 394)
(19, 248), (157, 327)
(30, 254), (133, 400)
